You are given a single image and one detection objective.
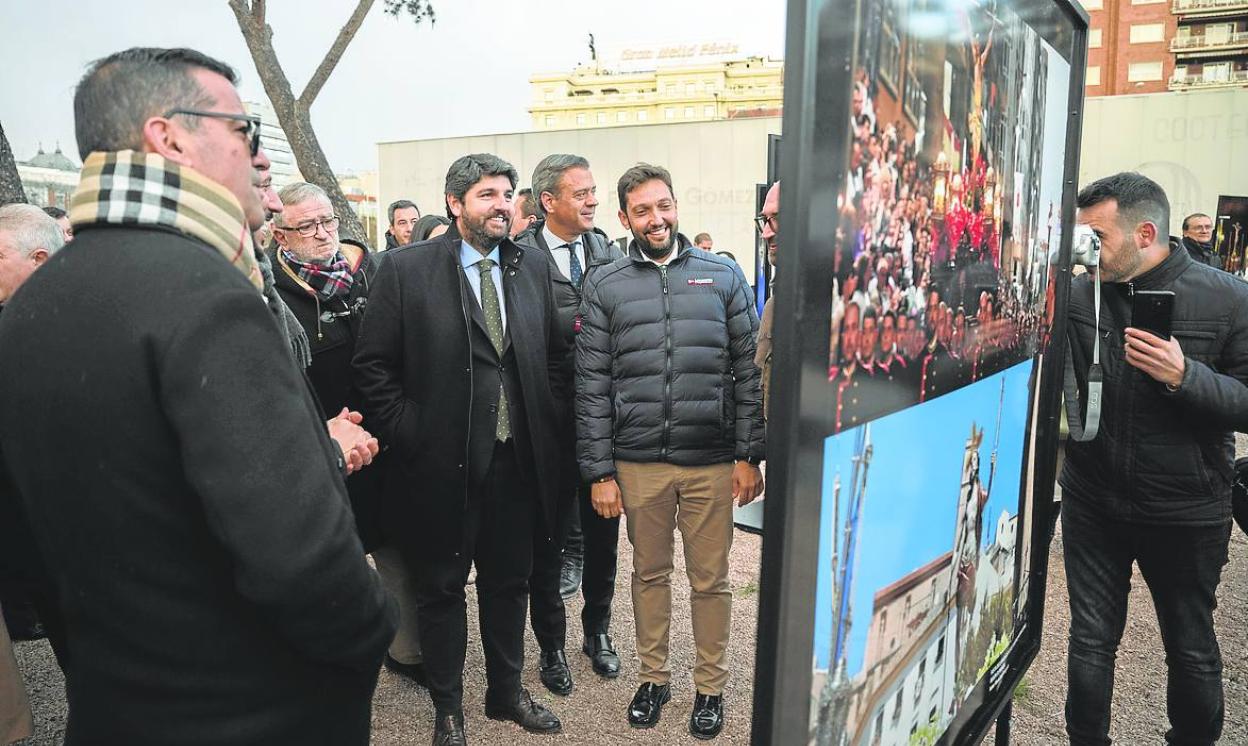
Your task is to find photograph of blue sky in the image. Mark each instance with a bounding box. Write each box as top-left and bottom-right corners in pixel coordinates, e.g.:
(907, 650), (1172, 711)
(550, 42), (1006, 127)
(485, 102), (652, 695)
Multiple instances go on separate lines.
(812, 362), (1033, 674)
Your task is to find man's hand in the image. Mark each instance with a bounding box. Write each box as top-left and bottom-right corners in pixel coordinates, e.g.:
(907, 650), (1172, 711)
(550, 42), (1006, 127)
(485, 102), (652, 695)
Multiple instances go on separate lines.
(591, 478), (623, 519)
(1124, 327), (1186, 388)
(326, 407), (380, 475)
(733, 461), (765, 507)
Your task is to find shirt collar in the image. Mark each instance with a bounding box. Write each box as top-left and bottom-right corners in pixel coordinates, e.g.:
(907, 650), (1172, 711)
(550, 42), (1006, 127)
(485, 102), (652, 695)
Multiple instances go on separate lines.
(460, 240), (501, 271)
(542, 224), (579, 251)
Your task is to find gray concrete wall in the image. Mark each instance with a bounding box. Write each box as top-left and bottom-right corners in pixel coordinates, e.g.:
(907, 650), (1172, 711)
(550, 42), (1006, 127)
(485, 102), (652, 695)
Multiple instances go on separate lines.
(378, 117), (782, 284)
(1079, 88), (1248, 236)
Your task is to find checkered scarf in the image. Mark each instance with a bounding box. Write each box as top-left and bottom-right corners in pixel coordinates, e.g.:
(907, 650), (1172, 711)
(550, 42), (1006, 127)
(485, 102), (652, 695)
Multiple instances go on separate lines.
(68, 150), (263, 292)
(280, 249), (355, 301)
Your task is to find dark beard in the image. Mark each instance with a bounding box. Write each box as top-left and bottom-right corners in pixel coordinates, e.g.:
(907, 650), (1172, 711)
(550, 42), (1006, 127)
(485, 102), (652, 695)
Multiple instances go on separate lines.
(462, 211), (509, 253)
(632, 224), (678, 260)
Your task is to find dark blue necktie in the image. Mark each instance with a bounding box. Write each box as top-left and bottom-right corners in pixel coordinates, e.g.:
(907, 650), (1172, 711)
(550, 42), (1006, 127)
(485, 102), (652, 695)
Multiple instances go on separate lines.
(566, 242), (583, 286)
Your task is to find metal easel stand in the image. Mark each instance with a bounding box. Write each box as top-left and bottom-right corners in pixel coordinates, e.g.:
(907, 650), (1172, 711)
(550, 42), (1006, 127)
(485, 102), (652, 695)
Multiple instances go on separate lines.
(995, 701), (1012, 745)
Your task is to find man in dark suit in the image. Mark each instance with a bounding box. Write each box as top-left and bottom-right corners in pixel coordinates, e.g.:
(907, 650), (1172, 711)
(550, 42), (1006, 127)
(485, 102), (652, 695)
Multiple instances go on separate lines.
(513, 154), (624, 696)
(354, 153), (570, 745)
(0, 47), (396, 746)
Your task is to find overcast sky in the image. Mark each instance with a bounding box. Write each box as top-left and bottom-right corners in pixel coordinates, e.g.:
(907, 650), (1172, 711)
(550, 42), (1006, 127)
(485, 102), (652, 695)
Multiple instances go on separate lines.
(2, 0), (786, 173)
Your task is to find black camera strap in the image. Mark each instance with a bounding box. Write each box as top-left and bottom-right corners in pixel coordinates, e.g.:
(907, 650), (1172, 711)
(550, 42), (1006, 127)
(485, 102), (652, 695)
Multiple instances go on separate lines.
(1063, 269), (1102, 441)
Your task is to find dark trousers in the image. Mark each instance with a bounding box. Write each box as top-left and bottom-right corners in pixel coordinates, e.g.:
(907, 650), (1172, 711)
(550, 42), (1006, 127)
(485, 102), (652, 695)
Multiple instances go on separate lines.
(531, 481), (620, 649)
(412, 441), (537, 716)
(1062, 495), (1230, 746)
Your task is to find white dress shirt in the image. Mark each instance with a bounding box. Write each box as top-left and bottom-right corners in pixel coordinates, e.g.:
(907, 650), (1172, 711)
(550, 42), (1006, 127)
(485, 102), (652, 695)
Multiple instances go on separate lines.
(542, 224), (587, 282)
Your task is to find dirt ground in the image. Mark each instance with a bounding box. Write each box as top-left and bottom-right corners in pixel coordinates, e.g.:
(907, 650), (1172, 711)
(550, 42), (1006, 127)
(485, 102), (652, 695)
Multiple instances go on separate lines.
(13, 447), (1248, 744)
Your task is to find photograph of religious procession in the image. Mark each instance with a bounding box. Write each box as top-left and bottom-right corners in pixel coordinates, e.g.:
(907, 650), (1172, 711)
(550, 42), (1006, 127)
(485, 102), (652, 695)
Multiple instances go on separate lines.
(809, 362), (1032, 746)
(827, 0), (1073, 434)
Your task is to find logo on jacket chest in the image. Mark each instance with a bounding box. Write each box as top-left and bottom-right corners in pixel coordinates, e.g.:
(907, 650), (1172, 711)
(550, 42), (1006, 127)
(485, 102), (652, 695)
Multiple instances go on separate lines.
(688, 278), (715, 286)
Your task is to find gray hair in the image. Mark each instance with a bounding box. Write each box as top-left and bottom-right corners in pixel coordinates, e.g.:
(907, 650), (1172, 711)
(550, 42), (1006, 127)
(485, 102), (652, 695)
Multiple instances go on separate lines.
(0, 204), (67, 257)
(274, 182), (331, 227)
(444, 154), (518, 219)
(531, 154), (590, 217)
(73, 47), (238, 160)
(387, 199), (419, 226)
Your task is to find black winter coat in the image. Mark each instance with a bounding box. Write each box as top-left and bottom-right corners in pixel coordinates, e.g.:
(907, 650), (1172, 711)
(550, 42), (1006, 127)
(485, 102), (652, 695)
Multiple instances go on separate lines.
(1062, 243), (1248, 525)
(270, 240), (386, 551)
(271, 240), (379, 413)
(351, 227), (570, 559)
(576, 237), (766, 481)
(0, 224), (396, 745)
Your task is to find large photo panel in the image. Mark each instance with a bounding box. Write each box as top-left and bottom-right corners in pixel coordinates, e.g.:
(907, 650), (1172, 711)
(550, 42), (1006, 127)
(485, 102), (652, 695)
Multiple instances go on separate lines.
(751, 0), (1087, 741)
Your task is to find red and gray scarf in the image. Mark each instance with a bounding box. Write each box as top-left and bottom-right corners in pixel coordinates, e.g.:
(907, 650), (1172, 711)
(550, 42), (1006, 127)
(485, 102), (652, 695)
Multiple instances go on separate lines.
(68, 150), (263, 291)
(280, 249), (355, 301)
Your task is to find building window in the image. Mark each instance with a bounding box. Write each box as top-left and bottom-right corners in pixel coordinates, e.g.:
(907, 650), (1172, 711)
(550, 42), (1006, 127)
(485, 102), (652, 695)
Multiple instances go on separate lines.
(684, 106), (695, 118)
(1130, 23), (1166, 44)
(1127, 60), (1164, 82)
(1086, 65), (1101, 86)
(893, 689), (904, 723)
(703, 105), (716, 118)
(576, 113), (587, 125)
(1084, 0), (1102, 7)
(879, 24), (902, 92)
(879, 610), (888, 637)
(666, 83), (677, 95)
(544, 88), (554, 101)
(597, 112), (607, 124)
(1089, 28), (1102, 48)
(686, 82), (697, 96)
(544, 115), (556, 127)
(935, 635), (946, 664)
(638, 110), (649, 122)
(617, 111), (628, 123)
(704, 81), (716, 93)
(664, 107), (675, 120)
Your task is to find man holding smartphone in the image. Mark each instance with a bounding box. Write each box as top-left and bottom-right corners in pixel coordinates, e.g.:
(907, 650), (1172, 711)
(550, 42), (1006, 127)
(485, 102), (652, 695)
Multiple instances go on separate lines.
(1062, 172), (1248, 746)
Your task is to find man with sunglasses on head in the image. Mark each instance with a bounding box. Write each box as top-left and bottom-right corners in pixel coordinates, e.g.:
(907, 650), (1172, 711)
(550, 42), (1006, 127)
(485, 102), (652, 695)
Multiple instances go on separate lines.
(0, 48), (396, 745)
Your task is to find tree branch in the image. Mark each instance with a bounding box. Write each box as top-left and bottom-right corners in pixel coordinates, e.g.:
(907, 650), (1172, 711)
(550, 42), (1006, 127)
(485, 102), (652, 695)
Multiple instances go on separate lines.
(298, 0), (375, 110)
(254, 0), (265, 24)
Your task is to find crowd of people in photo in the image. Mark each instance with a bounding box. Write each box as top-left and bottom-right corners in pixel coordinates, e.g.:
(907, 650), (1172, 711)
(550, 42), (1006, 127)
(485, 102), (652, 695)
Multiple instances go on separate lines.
(826, 71), (1048, 432)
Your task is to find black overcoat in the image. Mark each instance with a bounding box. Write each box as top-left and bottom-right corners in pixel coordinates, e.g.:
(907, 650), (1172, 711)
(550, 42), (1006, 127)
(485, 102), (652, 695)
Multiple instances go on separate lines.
(0, 224), (397, 745)
(352, 226), (570, 560)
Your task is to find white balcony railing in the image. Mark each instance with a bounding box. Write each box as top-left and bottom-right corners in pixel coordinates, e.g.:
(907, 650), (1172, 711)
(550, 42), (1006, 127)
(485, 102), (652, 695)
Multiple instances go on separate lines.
(1169, 69), (1248, 88)
(1172, 31), (1248, 50)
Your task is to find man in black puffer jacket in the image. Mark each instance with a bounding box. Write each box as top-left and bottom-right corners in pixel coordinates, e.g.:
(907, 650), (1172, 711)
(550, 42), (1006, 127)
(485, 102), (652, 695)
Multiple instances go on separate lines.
(576, 163), (764, 739)
(1062, 172), (1248, 746)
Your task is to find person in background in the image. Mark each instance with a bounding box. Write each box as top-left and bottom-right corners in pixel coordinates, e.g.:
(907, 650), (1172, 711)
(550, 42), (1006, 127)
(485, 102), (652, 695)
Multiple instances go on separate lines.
(693, 232), (713, 251)
(385, 199), (421, 250)
(511, 187), (539, 238)
(1180, 212), (1219, 269)
(40, 205), (73, 242)
(413, 214), (451, 242)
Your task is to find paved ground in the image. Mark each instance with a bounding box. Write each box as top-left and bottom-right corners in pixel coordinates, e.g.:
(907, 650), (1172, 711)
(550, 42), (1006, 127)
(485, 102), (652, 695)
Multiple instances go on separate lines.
(12, 448), (1248, 744)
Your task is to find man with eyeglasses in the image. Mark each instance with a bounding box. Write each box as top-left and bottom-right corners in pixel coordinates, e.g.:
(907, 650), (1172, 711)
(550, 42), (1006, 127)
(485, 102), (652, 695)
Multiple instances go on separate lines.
(1180, 212), (1220, 269)
(0, 48), (396, 744)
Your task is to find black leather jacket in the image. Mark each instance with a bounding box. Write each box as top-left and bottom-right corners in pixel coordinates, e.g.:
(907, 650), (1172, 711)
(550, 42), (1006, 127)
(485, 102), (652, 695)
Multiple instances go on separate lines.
(1061, 243), (1248, 525)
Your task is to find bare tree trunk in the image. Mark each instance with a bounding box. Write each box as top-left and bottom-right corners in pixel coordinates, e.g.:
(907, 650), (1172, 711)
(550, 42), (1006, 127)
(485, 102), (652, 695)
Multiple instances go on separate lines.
(0, 120), (27, 205)
(228, 0), (373, 247)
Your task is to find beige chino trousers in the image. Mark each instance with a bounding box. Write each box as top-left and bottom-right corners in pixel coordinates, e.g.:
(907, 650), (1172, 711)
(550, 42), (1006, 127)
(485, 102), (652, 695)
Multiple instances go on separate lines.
(616, 461), (735, 695)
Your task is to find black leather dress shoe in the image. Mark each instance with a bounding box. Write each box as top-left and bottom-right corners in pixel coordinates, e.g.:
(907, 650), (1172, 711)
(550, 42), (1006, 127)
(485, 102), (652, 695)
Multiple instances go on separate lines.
(484, 688), (562, 734)
(559, 554), (583, 598)
(689, 692), (724, 740)
(582, 633), (621, 678)
(384, 654), (428, 687)
(627, 682), (670, 728)
(432, 712), (466, 746)
(538, 649), (573, 695)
